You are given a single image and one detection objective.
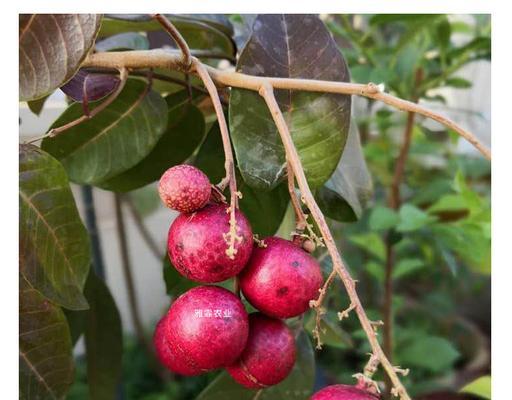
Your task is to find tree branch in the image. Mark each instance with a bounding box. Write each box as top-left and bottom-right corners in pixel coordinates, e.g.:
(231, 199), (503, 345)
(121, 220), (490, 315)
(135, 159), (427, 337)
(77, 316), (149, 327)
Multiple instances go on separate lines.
(258, 83), (411, 400)
(81, 50), (490, 160)
(152, 14), (192, 69)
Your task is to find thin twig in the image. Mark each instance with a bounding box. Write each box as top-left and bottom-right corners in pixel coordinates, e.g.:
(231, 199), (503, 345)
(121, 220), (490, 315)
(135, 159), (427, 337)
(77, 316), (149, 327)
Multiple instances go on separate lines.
(48, 67), (128, 137)
(81, 50), (490, 160)
(258, 83), (411, 400)
(191, 59), (241, 261)
(152, 14), (192, 69)
(123, 195), (163, 261)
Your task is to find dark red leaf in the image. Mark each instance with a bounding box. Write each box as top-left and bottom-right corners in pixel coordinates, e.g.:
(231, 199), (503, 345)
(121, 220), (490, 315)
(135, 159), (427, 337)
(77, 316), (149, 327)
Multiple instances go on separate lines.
(61, 70), (120, 103)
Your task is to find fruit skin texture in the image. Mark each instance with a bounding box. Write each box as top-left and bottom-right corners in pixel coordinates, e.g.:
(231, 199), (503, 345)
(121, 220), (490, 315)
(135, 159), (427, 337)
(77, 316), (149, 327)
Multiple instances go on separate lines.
(153, 314), (201, 376)
(168, 203), (253, 283)
(159, 165), (211, 213)
(239, 237), (323, 318)
(166, 286), (249, 371)
(226, 313), (296, 388)
(311, 384), (380, 400)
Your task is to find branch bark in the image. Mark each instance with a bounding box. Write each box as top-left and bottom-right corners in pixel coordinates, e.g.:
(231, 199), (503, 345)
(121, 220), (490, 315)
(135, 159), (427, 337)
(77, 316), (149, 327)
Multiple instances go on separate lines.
(82, 49), (491, 160)
(258, 83), (411, 400)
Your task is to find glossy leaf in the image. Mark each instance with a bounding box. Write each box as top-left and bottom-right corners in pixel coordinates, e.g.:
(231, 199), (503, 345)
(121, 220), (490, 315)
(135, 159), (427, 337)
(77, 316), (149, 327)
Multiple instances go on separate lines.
(197, 329), (314, 400)
(194, 122), (290, 236)
(19, 274), (74, 399)
(98, 90), (206, 192)
(60, 70), (120, 103)
(95, 32), (149, 51)
(99, 15), (235, 59)
(42, 79), (168, 185)
(230, 14), (351, 190)
(19, 14), (102, 101)
(20, 144), (90, 310)
(83, 273), (123, 400)
(316, 120), (372, 222)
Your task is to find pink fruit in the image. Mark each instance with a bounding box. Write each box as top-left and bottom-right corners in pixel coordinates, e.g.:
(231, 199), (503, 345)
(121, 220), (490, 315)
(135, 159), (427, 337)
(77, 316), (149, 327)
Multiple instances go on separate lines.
(158, 165), (211, 213)
(226, 313), (296, 388)
(239, 237), (323, 318)
(166, 286), (249, 371)
(168, 203), (253, 283)
(153, 314), (200, 375)
(311, 384), (380, 400)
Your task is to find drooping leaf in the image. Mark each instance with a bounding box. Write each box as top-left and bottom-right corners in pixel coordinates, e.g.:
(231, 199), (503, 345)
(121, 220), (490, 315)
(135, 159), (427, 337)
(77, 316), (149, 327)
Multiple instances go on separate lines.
(19, 274), (74, 399)
(316, 120), (372, 222)
(20, 144), (90, 310)
(95, 32), (149, 51)
(196, 329), (314, 400)
(83, 273), (123, 400)
(460, 376), (491, 399)
(230, 14), (351, 190)
(194, 122), (290, 236)
(19, 14), (102, 101)
(349, 233), (387, 261)
(444, 77), (472, 89)
(41, 79), (168, 185)
(397, 336), (460, 373)
(60, 69), (120, 103)
(99, 15), (235, 59)
(98, 90), (205, 192)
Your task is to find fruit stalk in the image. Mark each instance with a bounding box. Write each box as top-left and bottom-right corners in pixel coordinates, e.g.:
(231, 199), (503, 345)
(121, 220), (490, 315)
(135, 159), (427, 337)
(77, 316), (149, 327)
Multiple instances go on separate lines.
(258, 83), (411, 400)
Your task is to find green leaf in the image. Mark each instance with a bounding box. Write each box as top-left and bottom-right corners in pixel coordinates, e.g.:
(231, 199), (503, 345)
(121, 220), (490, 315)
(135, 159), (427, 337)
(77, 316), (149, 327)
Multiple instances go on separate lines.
(239, 182), (290, 237)
(230, 14), (351, 190)
(398, 336), (459, 373)
(368, 206), (400, 231)
(98, 91), (205, 192)
(20, 144), (90, 310)
(95, 32), (149, 51)
(27, 95), (50, 116)
(42, 79), (168, 185)
(460, 376), (491, 399)
(445, 77), (472, 88)
(19, 14), (102, 101)
(194, 122), (226, 184)
(392, 258), (424, 280)
(304, 311), (353, 349)
(83, 273), (123, 400)
(370, 14), (442, 26)
(349, 233), (386, 261)
(194, 122), (289, 236)
(316, 121), (373, 222)
(436, 18), (452, 51)
(396, 204), (437, 232)
(99, 15), (235, 59)
(196, 329), (314, 400)
(428, 194), (470, 213)
(20, 274), (74, 399)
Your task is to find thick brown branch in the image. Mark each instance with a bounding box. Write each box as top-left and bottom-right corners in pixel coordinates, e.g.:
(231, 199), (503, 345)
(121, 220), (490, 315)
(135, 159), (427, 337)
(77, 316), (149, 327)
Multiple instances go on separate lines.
(258, 83), (411, 400)
(81, 50), (490, 160)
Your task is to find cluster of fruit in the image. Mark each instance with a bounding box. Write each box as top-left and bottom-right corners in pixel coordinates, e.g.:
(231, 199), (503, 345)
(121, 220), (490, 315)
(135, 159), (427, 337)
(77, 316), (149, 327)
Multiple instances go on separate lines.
(153, 164), (379, 399)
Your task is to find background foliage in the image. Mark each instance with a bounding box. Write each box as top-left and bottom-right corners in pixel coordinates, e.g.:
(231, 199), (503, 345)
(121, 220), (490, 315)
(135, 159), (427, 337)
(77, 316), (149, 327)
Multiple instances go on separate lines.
(19, 13), (491, 400)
